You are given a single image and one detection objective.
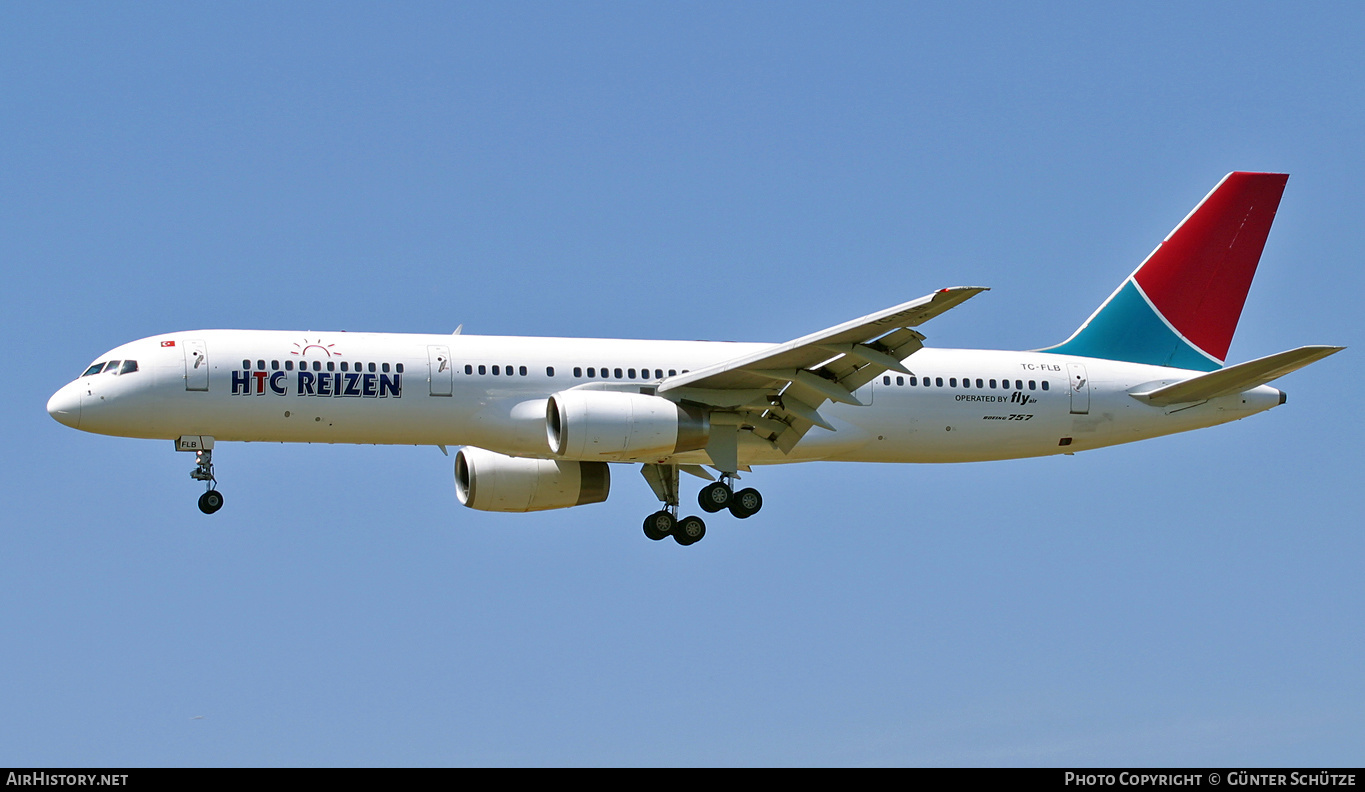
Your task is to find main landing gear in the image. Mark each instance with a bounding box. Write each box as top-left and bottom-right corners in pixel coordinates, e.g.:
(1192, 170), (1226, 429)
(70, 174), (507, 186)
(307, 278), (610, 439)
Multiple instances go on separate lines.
(697, 478), (763, 519)
(187, 445), (224, 514)
(640, 466), (763, 546)
(642, 510), (706, 545)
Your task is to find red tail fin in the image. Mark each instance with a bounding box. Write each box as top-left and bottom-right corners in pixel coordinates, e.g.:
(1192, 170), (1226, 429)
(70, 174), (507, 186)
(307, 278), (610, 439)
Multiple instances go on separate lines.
(1133, 172), (1288, 363)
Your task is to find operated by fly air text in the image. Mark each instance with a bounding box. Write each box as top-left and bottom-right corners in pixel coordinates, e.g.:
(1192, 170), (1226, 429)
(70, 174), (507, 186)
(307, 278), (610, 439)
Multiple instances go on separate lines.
(48, 173), (1343, 546)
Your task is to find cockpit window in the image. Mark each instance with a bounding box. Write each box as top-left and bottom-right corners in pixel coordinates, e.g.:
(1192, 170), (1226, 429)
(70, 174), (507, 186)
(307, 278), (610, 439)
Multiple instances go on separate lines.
(120, 360), (139, 374)
(105, 360), (122, 373)
(82, 362), (106, 376)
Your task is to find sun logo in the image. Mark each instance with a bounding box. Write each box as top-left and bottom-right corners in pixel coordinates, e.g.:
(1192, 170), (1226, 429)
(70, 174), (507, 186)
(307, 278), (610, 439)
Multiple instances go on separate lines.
(291, 338), (341, 359)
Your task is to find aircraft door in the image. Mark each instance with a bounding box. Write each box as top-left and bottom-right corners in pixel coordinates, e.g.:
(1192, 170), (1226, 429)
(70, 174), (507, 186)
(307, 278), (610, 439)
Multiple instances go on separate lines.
(428, 345), (453, 396)
(183, 339), (208, 391)
(1067, 362), (1089, 415)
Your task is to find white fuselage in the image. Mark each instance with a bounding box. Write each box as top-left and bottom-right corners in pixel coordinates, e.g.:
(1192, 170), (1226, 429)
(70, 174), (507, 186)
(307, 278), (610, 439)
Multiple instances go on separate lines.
(47, 329), (1284, 467)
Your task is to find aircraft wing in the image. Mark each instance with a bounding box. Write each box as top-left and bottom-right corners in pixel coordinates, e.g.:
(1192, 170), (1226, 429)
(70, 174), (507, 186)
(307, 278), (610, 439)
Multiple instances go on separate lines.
(657, 287), (986, 461)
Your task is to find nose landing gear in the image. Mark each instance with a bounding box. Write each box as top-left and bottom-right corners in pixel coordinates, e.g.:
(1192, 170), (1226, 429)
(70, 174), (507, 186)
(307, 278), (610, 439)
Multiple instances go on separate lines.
(197, 487), (224, 514)
(191, 448), (223, 514)
(178, 436), (223, 514)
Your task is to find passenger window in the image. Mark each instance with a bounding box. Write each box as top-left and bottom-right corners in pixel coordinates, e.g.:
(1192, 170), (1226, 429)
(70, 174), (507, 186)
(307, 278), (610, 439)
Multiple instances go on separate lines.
(491, 365), (499, 375)
(546, 367), (554, 377)
(1015, 380), (1023, 389)
(285, 360), (294, 371)
(382, 363), (390, 373)
(614, 368), (623, 379)
(628, 368), (636, 379)
(935, 377), (943, 387)
(313, 361), (321, 371)
(520, 366), (528, 376)
(587, 367), (595, 378)
(896, 376), (904, 386)
(883, 376), (891, 386)
(949, 378), (957, 387)
(257, 360), (265, 371)
(272, 360), (280, 371)
(1042, 381), (1050, 391)
(669, 370), (677, 377)
(976, 378), (983, 388)
(478, 365), (486, 375)
(369, 363), (377, 373)
(909, 376), (917, 386)
(573, 367), (582, 378)
(655, 369), (663, 379)
(242, 359), (251, 370)
(1029, 380), (1036, 390)
(990, 379), (996, 388)
(505, 366), (513, 376)
(464, 364), (472, 375)
(326, 362), (334, 371)
(396, 364), (404, 373)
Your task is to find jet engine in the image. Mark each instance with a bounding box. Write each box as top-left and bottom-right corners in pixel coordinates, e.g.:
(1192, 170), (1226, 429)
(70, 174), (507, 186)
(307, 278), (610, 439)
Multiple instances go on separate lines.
(546, 390), (709, 461)
(454, 446), (610, 512)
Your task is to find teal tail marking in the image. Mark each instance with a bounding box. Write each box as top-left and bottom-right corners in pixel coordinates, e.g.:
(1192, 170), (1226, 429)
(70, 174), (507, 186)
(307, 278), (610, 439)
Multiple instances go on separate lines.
(1045, 280), (1221, 372)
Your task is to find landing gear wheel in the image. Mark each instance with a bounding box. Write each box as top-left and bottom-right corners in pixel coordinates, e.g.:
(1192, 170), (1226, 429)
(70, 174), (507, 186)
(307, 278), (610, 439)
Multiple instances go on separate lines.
(699, 481), (732, 513)
(643, 510), (675, 541)
(198, 490), (224, 515)
(674, 515), (706, 545)
(728, 487), (762, 519)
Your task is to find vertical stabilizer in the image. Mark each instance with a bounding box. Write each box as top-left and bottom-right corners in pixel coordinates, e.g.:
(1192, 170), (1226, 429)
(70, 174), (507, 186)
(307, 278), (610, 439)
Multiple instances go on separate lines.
(1045, 172), (1289, 371)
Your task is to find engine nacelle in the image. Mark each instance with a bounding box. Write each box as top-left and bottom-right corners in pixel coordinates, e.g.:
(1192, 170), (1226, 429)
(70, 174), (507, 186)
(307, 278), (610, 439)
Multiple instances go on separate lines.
(454, 447), (610, 512)
(546, 390), (709, 461)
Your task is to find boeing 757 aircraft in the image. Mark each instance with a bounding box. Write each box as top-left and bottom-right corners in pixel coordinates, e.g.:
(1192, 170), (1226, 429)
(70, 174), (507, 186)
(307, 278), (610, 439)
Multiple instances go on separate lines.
(47, 173), (1342, 545)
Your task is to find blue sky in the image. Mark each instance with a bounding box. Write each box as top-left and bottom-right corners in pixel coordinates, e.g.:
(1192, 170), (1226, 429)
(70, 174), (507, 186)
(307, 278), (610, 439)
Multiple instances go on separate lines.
(2, 2), (1361, 766)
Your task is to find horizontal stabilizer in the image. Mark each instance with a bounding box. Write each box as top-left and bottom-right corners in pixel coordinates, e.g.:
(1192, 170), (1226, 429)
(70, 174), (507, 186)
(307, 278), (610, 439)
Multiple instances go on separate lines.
(1131, 345), (1344, 406)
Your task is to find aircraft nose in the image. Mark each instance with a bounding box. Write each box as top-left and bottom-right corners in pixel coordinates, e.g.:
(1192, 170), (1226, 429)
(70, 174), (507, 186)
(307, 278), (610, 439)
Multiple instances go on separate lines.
(47, 382), (81, 428)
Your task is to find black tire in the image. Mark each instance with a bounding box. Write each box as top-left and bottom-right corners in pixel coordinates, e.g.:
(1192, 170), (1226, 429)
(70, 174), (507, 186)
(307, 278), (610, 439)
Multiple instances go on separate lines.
(698, 481), (731, 513)
(198, 490), (224, 515)
(674, 515), (706, 545)
(643, 510), (674, 541)
(729, 487), (762, 519)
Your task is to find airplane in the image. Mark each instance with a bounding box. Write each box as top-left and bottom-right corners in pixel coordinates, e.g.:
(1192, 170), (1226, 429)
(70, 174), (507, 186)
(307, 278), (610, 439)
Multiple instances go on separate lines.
(46, 172), (1342, 545)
